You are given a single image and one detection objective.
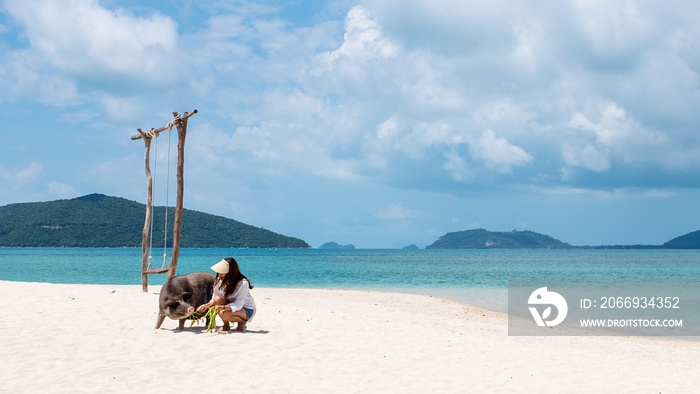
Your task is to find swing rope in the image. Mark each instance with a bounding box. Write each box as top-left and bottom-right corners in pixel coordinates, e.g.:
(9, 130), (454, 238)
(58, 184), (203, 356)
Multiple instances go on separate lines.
(161, 124), (173, 269)
(145, 121), (175, 273)
(146, 130), (158, 271)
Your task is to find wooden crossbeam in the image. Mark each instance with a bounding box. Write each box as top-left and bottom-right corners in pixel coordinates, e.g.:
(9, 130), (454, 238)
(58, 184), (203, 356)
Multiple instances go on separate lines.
(130, 110), (198, 140)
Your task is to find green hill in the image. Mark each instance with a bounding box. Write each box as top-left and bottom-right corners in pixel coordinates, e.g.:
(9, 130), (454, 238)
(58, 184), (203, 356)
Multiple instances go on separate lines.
(663, 230), (700, 249)
(0, 194), (309, 248)
(426, 229), (572, 249)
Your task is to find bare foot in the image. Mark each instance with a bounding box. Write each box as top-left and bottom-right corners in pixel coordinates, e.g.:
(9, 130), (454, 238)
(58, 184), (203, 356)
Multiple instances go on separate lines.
(236, 323), (246, 332)
(217, 323), (231, 332)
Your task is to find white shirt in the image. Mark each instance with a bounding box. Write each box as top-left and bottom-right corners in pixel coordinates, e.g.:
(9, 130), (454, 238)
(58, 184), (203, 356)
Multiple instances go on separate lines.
(211, 278), (256, 320)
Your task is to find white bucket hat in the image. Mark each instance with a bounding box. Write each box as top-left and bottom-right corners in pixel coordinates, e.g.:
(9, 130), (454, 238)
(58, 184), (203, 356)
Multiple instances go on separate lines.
(210, 259), (230, 274)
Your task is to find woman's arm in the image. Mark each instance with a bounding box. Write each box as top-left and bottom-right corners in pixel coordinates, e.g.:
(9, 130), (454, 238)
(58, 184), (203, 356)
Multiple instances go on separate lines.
(196, 302), (212, 313)
(197, 280), (221, 313)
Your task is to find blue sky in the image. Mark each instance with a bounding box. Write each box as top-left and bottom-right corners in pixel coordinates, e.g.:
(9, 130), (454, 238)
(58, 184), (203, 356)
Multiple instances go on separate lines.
(1, 0), (699, 248)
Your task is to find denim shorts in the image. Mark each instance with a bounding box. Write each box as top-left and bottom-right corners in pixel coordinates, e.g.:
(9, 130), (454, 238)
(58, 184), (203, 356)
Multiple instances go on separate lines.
(243, 307), (254, 320)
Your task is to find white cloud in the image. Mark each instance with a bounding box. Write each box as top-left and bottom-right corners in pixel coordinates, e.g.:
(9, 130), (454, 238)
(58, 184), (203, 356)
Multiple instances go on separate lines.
(376, 203), (420, 221)
(562, 144), (610, 172)
(508, 19), (547, 77)
(402, 122), (454, 160)
(324, 5), (395, 65)
(0, 162), (43, 182)
(397, 57), (467, 111)
(468, 129), (533, 173)
(218, 112), (363, 182)
(48, 181), (78, 198)
(366, 116), (398, 168)
(376, 116), (399, 141)
(442, 150), (472, 182)
(98, 95), (148, 119)
(520, 184), (677, 201)
(2, 0), (700, 217)
(0, 51), (80, 105)
(3, 0), (178, 85)
(643, 189), (675, 198)
(563, 102), (671, 171)
(570, 0), (655, 65)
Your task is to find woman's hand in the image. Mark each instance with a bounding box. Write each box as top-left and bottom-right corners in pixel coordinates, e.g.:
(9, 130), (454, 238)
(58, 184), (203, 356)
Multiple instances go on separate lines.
(196, 303), (210, 313)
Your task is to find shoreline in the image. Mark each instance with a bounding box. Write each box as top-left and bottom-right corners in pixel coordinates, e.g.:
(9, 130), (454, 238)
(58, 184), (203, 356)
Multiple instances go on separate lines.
(2, 281), (699, 392)
(0, 276), (511, 313)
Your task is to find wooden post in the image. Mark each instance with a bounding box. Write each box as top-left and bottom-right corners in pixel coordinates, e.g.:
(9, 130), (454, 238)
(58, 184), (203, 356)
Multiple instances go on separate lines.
(168, 110), (197, 280)
(132, 110), (197, 291)
(138, 129), (153, 292)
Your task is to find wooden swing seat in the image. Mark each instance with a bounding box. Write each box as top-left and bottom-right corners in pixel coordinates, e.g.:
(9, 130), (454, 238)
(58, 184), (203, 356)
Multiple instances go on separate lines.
(143, 268), (169, 275)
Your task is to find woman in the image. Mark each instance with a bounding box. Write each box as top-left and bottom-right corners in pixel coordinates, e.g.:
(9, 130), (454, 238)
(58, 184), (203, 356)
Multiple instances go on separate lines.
(197, 257), (256, 332)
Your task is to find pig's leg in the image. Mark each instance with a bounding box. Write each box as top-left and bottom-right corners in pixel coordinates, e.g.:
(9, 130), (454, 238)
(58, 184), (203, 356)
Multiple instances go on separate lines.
(155, 313), (166, 329)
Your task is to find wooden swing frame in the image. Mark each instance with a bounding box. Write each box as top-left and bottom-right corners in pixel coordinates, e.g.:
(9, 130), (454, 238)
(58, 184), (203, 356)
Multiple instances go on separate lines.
(131, 110), (197, 292)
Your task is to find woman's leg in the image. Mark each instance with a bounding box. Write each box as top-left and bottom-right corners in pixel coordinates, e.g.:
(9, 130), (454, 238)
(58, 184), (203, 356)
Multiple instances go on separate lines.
(218, 308), (248, 332)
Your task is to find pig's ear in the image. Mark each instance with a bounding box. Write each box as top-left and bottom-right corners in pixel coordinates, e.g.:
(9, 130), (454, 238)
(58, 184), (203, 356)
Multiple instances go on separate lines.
(182, 292), (192, 300)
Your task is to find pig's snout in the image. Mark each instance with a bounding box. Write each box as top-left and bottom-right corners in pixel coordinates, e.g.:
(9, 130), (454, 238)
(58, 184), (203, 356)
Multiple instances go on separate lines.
(186, 306), (195, 315)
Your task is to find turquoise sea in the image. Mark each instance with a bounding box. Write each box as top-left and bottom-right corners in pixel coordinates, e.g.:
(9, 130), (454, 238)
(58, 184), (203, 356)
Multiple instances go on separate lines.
(1, 248), (699, 312)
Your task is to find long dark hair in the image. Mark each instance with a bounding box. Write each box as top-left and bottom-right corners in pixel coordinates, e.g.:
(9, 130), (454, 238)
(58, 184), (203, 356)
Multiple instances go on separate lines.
(220, 257), (253, 297)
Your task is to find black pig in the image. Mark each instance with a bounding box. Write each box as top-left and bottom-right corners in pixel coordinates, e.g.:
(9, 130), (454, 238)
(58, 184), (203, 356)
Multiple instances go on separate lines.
(155, 272), (216, 329)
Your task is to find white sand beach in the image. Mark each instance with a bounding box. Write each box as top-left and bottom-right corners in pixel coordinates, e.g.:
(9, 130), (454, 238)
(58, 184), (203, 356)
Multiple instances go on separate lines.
(1, 280), (698, 393)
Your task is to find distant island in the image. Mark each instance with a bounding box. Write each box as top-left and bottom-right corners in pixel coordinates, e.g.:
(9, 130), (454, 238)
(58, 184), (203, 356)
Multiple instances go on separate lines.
(402, 244), (420, 250)
(426, 228), (700, 249)
(3, 194), (699, 250)
(0, 194), (310, 248)
(319, 242), (356, 250)
(567, 230), (700, 249)
(426, 229), (572, 249)
(663, 230), (700, 248)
